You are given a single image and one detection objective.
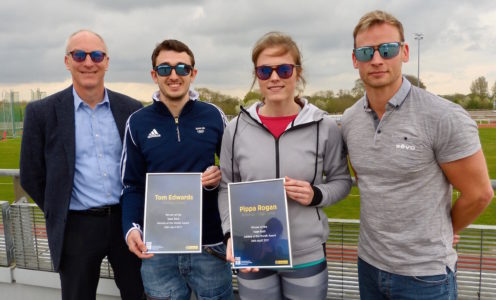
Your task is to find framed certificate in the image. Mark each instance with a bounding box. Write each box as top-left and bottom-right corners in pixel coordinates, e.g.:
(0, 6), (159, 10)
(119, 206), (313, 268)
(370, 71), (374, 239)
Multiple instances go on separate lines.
(143, 173), (202, 253)
(228, 178), (292, 268)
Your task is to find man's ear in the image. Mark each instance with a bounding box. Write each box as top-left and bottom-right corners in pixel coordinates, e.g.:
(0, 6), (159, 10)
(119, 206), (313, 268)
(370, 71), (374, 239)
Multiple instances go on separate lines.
(352, 52), (359, 69)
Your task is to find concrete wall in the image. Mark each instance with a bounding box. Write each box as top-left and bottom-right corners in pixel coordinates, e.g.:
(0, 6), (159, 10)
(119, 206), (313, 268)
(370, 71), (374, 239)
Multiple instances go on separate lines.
(0, 266), (119, 299)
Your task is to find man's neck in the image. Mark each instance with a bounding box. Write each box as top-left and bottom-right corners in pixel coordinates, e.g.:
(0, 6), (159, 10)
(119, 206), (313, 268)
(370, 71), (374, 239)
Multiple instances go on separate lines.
(365, 79), (402, 119)
(160, 96), (189, 117)
(74, 85), (105, 109)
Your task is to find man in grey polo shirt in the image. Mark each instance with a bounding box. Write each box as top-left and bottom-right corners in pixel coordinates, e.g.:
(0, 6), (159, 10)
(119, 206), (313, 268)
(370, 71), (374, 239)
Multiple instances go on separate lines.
(341, 10), (494, 299)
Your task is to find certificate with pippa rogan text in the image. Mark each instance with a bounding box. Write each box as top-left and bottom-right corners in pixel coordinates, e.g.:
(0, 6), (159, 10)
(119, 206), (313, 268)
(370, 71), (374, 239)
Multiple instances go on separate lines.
(228, 178), (292, 268)
(143, 173), (202, 253)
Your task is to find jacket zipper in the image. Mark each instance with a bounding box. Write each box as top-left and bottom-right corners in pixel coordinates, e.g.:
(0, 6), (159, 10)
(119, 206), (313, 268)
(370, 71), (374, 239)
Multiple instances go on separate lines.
(238, 108), (325, 221)
(175, 117), (181, 142)
(275, 138), (280, 178)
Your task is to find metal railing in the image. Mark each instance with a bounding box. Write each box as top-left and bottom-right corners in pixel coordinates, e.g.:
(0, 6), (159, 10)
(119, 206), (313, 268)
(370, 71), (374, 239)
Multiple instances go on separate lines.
(1, 169), (496, 299)
(7, 202), (114, 278)
(326, 220), (496, 300)
(1, 202), (495, 299)
(0, 201), (14, 267)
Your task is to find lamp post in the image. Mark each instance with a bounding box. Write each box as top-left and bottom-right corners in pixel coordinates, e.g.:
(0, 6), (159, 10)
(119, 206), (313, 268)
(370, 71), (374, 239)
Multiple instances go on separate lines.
(414, 33), (424, 88)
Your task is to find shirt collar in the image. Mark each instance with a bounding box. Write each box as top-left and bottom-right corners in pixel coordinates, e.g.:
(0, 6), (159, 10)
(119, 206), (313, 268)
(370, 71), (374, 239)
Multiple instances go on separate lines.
(73, 87), (109, 110)
(152, 88), (200, 102)
(362, 76), (412, 111)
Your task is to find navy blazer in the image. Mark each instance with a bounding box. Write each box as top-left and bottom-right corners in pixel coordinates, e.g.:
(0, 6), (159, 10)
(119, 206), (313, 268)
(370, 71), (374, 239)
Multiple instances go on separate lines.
(20, 86), (142, 271)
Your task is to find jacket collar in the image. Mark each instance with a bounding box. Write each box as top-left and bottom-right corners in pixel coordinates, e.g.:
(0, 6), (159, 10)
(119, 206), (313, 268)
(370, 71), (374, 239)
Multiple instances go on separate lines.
(241, 97), (325, 126)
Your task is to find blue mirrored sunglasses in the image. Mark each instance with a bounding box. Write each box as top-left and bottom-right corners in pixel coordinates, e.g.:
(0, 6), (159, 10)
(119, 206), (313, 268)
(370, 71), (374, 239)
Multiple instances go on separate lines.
(354, 42), (403, 62)
(68, 50), (106, 63)
(154, 63), (192, 76)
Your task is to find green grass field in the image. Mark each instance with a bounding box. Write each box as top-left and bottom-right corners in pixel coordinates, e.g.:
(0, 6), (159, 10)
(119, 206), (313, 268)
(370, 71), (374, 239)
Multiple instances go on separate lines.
(1, 127), (496, 223)
(0, 137), (21, 202)
(325, 127), (496, 224)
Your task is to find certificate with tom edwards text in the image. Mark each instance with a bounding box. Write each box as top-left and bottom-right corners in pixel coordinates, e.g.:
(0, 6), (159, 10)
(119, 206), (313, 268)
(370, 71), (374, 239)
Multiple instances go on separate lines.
(143, 173), (202, 253)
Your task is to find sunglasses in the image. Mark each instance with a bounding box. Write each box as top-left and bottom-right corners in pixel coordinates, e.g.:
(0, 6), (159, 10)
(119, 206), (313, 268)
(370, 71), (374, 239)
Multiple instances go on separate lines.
(354, 42), (404, 62)
(255, 64), (299, 80)
(68, 50), (107, 63)
(154, 63), (193, 77)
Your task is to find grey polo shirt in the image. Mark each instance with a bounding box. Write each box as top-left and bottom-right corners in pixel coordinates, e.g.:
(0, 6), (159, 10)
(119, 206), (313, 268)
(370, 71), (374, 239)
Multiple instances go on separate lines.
(341, 78), (480, 276)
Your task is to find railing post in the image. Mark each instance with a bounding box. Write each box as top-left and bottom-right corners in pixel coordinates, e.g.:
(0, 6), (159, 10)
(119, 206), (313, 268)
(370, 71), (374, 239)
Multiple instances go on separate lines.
(1, 201), (14, 267)
(12, 174), (29, 203)
(478, 229), (483, 299)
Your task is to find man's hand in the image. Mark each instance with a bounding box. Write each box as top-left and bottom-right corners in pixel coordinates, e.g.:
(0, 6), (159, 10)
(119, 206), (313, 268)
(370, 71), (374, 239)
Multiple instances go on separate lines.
(284, 176), (314, 206)
(453, 234), (460, 246)
(202, 165), (221, 188)
(127, 229), (154, 259)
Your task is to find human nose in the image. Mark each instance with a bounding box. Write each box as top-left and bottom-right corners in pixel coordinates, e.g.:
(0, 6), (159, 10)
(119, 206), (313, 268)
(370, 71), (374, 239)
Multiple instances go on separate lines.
(169, 68), (180, 78)
(82, 54), (95, 66)
(268, 69), (280, 80)
(369, 49), (383, 64)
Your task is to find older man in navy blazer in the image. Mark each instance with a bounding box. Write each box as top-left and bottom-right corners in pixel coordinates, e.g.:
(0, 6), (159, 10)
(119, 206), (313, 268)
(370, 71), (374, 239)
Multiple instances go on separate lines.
(20, 30), (144, 300)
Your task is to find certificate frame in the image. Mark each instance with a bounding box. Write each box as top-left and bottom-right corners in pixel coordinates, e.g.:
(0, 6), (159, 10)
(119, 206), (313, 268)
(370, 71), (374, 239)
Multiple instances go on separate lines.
(228, 178), (292, 268)
(143, 172), (202, 253)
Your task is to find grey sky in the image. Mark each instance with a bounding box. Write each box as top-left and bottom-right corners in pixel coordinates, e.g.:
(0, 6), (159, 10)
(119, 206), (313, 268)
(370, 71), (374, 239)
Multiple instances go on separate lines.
(1, 0), (495, 101)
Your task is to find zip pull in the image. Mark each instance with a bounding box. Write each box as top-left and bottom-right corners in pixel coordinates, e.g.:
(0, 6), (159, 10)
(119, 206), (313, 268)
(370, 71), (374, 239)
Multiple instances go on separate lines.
(174, 117), (181, 142)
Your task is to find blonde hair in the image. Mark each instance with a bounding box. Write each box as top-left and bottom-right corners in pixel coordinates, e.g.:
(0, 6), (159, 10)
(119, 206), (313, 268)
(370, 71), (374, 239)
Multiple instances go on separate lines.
(250, 31), (306, 96)
(353, 10), (404, 48)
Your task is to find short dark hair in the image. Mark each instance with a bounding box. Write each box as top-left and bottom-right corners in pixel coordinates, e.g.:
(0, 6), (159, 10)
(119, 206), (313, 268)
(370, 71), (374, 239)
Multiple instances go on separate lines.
(151, 39), (195, 68)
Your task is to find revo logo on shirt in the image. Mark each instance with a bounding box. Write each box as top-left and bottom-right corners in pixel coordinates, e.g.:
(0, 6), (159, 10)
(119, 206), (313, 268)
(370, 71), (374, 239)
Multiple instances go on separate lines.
(396, 143), (416, 151)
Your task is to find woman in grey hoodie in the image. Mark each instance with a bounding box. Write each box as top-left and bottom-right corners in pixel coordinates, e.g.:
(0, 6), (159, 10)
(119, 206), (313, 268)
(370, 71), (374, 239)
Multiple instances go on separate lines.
(218, 32), (352, 299)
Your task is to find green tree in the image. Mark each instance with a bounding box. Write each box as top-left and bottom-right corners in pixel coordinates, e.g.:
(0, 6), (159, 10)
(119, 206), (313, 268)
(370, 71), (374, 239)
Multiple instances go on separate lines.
(491, 80), (496, 98)
(404, 74), (426, 89)
(196, 87), (241, 116)
(312, 90), (335, 99)
(470, 76), (489, 98)
(441, 93), (468, 106)
(351, 79), (365, 98)
(242, 90), (262, 104)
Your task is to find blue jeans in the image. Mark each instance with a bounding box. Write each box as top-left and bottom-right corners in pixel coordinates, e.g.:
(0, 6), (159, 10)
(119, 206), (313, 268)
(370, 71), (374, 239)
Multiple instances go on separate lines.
(358, 257), (457, 300)
(141, 244), (233, 300)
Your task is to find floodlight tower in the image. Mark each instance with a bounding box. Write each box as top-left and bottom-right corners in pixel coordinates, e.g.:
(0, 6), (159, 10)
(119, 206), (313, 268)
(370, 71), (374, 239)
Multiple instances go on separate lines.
(414, 33), (424, 88)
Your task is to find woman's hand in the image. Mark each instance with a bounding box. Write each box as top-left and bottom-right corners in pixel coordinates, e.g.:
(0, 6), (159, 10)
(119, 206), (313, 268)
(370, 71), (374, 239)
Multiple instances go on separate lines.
(284, 176), (314, 206)
(226, 237), (259, 273)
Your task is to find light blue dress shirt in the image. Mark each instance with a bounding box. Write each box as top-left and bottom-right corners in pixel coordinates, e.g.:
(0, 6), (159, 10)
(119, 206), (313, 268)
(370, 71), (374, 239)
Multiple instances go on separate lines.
(70, 88), (122, 210)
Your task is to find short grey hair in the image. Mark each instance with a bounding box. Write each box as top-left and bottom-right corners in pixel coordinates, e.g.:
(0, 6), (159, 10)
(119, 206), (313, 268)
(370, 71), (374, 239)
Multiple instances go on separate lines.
(65, 29), (108, 54)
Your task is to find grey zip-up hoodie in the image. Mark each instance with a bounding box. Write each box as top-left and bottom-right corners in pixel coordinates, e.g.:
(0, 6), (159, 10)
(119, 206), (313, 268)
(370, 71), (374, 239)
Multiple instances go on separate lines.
(218, 99), (352, 265)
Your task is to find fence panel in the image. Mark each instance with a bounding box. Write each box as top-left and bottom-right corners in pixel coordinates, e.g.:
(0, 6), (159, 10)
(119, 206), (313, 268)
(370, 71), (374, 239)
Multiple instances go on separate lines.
(9, 203), (113, 277)
(5, 202), (496, 299)
(0, 201), (14, 267)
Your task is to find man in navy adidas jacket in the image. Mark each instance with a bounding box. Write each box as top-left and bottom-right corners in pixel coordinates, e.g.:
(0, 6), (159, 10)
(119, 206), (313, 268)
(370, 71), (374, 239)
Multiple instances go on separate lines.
(120, 39), (233, 299)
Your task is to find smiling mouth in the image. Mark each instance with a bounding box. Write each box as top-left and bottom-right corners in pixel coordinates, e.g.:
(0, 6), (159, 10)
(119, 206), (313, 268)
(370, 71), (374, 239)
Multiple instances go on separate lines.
(168, 82), (182, 88)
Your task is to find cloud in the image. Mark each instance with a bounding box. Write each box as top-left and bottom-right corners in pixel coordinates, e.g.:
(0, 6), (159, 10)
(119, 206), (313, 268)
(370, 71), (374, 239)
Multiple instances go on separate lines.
(1, 0), (495, 100)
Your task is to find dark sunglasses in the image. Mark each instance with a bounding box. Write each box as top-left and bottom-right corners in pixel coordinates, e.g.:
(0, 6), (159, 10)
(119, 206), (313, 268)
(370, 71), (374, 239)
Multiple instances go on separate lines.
(68, 50), (107, 63)
(354, 42), (404, 62)
(154, 63), (193, 77)
(255, 64), (299, 80)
